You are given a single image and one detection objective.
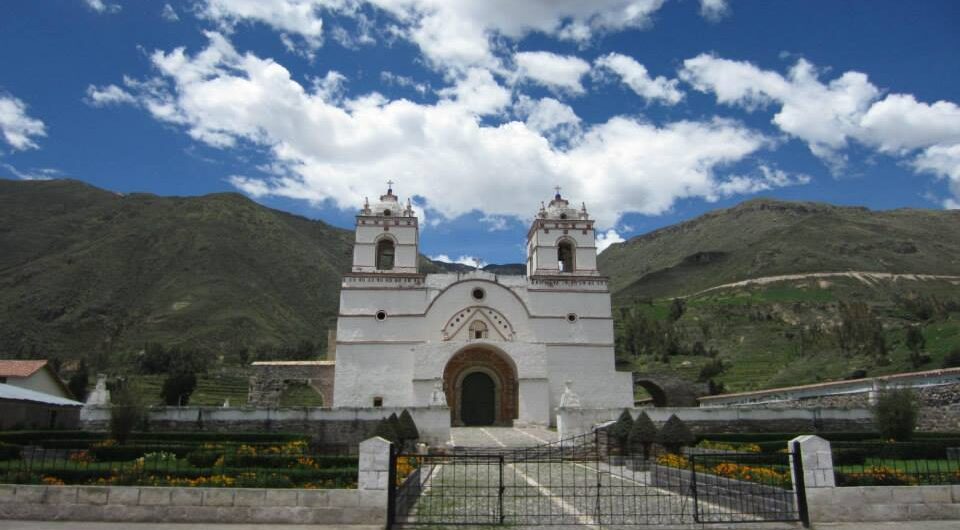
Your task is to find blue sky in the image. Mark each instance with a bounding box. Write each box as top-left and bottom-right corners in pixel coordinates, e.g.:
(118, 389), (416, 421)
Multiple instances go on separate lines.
(1, 1), (958, 265)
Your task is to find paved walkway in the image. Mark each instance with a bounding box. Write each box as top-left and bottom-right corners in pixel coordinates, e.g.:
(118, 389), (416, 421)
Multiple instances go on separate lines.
(0, 524), (379, 530)
(450, 425), (557, 447)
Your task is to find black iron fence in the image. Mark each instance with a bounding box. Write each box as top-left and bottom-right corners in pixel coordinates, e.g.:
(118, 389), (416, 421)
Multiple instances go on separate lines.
(0, 442), (357, 488)
(832, 441), (960, 486)
(389, 429), (807, 527)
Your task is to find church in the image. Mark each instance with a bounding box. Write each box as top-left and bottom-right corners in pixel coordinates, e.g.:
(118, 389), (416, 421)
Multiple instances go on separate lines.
(331, 185), (633, 426)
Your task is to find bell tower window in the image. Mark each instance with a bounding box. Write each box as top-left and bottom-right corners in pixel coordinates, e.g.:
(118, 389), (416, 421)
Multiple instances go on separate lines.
(469, 320), (488, 340)
(558, 240), (575, 273)
(376, 239), (395, 270)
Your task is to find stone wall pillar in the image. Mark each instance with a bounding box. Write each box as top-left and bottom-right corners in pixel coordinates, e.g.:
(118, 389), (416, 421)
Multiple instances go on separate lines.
(358, 436), (392, 492)
(790, 434), (835, 489)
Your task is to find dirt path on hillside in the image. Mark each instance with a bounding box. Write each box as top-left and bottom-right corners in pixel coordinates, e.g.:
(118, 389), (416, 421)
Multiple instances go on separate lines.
(692, 271), (960, 297)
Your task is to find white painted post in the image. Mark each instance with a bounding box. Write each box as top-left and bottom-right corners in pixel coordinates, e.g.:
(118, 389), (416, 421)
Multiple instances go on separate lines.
(358, 436), (392, 491)
(790, 435), (835, 489)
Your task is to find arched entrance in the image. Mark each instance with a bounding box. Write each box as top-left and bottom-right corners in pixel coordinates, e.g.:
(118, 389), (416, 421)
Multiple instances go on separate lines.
(461, 372), (496, 425)
(443, 347), (518, 426)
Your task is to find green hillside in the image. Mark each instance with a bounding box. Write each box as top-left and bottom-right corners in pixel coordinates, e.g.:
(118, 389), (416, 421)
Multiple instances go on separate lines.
(0, 178), (352, 364)
(598, 199), (960, 393)
(599, 199), (960, 301)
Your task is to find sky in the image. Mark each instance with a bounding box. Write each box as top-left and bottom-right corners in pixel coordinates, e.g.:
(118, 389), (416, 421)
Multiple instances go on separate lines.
(1, 1), (958, 266)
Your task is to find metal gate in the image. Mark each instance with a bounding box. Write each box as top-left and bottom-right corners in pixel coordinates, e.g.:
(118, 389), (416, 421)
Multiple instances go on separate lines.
(388, 429), (808, 528)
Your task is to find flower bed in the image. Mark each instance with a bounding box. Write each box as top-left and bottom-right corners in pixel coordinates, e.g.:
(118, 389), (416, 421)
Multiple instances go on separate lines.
(0, 438), (358, 489)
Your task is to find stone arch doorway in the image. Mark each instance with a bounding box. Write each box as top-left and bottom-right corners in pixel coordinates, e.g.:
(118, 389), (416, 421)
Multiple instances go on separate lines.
(444, 347), (518, 427)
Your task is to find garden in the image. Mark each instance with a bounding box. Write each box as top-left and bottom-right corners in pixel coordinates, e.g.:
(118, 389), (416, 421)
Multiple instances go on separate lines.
(0, 430), (358, 489)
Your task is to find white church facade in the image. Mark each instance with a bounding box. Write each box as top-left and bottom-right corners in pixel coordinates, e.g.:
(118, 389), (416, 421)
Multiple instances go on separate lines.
(331, 186), (633, 426)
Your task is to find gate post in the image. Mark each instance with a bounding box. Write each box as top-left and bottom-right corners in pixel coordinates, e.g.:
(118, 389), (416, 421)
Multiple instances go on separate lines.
(358, 437), (393, 528)
(498, 454), (505, 524)
(789, 435), (834, 528)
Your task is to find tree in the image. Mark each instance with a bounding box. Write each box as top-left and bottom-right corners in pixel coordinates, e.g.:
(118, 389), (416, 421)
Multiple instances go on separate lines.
(629, 412), (658, 461)
(67, 359), (89, 402)
(835, 301), (887, 357)
(397, 409), (420, 450)
(110, 386), (145, 445)
(697, 359), (725, 382)
(608, 409), (634, 453)
(161, 372), (197, 406)
(873, 387), (918, 441)
(905, 326), (929, 368)
(943, 347), (960, 368)
(668, 298), (686, 322)
(374, 417), (398, 444)
(656, 414), (695, 454)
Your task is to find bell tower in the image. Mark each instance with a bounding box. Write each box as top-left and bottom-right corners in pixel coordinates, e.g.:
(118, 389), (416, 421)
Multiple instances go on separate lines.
(352, 182), (419, 274)
(526, 187), (599, 277)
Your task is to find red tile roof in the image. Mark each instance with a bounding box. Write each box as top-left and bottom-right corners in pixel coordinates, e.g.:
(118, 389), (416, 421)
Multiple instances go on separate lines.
(0, 360), (49, 378)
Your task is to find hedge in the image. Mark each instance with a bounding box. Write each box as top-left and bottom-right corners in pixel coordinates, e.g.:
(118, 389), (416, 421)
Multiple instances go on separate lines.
(0, 442), (22, 461)
(0, 431), (308, 446)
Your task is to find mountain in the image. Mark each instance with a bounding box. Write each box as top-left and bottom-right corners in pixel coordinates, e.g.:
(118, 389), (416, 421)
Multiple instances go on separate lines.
(3, 180), (958, 394)
(597, 199), (960, 394)
(599, 198), (960, 302)
(0, 179), (353, 362)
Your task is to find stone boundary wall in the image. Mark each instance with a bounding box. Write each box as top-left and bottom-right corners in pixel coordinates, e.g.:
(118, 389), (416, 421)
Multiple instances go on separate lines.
(793, 435), (960, 522)
(806, 485), (960, 521)
(81, 406), (451, 447)
(0, 436), (393, 525)
(0, 484), (385, 525)
(557, 406), (874, 439)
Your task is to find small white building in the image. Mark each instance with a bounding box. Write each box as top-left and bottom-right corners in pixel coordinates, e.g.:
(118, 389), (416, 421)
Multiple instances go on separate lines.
(332, 186), (633, 426)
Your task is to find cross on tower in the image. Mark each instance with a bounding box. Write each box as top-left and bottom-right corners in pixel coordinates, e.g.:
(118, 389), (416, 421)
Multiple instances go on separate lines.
(554, 185), (562, 196)
(387, 179), (394, 192)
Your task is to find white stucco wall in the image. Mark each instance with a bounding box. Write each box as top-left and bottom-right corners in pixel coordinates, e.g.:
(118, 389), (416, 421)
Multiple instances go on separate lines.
(7, 369), (69, 399)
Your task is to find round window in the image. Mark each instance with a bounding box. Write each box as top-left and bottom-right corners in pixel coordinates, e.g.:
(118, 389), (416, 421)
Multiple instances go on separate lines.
(567, 313), (578, 322)
(560, 213), (568, 219)
(471, 288), (485, 301)
(375, 310), (387, 321)
(383, 209), (392, 216)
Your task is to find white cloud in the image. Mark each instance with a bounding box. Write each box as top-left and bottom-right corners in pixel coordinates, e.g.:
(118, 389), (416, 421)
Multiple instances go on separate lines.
(595, 229), (625, 253)
(1, 163), (64, 181)
(0, 93), (46, 150)
(200, 0), (334, 52)
(84, 0), (121, 14)
(85, 84), (137, 106)
(436, 68), (512, 116)
(479, 215), (510, 231)
(912, 143), (960, 208)
(595, 53), (683, 105)
(198, 0), (667, 71)
(431, 254), (486, 268)
(380, 71), (429, 95)
(161, 3), (180, 22)
(513, 51), (591, 94)
(699, 0), (729, 22)
(680, 54), (960, 187)
(105, 33), (797, 230)
(514, 96), (581, 143)
(714, 165), (811, 198)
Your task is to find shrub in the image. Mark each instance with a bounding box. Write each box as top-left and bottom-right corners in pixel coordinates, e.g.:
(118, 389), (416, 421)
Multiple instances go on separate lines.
(697, 359), (725, 382)
(836, 466), (918, 486)
(0, 442), (22, 461)
(628, 412), (657, 460)
(873, 387), (919, 441)
(832, 448), (868, 466)
(161, 372), (198, 406)
(657, 415), (695, 454)
(374, 417), (398, 444)
(110, 387), (146, 445)
(943, 347), (960, 369)
(397, 409), (420, 449)
(608, 410), (633, 452)
(67, 360), (89, 402)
